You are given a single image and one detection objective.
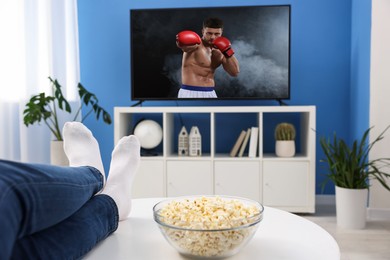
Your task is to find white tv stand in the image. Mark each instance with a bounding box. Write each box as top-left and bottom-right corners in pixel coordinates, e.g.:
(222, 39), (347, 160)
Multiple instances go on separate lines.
(114, 106), (316, 213)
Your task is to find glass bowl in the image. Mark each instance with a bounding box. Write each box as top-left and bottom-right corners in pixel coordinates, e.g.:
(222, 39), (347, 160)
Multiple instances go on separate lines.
(153, 195), (264, 259)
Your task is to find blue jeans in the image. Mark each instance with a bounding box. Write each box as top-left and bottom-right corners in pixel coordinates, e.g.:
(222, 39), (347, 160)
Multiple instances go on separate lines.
(0, 159), (119, 259)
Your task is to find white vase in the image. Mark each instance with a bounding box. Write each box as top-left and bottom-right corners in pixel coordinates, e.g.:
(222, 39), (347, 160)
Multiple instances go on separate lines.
(275, 140), (295, 157)
(50, 141), (69, 166)
(335, 186), (368, 229)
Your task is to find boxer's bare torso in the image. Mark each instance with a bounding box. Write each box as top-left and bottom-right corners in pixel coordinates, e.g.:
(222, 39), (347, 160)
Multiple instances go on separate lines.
(177, 27), (239, 88)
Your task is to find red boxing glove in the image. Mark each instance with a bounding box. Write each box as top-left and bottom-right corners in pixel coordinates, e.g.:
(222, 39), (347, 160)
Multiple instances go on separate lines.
(213, 37), (235, 57)
(176, 31), (201, 47)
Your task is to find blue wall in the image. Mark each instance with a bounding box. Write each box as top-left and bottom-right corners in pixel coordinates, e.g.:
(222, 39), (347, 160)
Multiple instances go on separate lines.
(350, 0), (371, 141)
(77, 0), (370, 195)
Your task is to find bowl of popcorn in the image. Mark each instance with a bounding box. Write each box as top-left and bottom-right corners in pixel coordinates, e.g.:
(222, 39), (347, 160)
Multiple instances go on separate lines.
(153, 195), (264, 259)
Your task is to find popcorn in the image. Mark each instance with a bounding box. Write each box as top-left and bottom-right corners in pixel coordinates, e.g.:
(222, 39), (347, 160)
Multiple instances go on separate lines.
(156, 196), (261, 257)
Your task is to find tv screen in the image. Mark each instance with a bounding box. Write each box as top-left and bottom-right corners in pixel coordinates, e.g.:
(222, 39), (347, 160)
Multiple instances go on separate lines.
(131, 5), (291, 101)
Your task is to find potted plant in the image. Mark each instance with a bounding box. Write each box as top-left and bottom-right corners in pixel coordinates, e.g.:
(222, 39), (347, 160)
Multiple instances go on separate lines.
(23, 77), (112, 165)
(275, 122), (296, 157)
(320, 126), (390, 229)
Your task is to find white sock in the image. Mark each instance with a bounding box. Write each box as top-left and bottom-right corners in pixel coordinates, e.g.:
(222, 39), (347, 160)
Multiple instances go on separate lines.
(63, 122), (106, 186)
(102, 135), (140, 221)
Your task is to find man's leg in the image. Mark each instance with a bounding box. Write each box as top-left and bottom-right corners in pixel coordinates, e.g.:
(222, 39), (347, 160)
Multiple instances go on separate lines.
(9, 135), (141, 259)
(63, 121), (106, 182)
(102, 135), (140, 220)
(11, 194), (118, 260)
(0, 161), (104, 259)
(0, 122), (105, 258)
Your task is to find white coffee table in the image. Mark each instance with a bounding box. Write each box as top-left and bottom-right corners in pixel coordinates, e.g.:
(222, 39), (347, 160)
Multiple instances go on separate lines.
(85, 198), (340, 260)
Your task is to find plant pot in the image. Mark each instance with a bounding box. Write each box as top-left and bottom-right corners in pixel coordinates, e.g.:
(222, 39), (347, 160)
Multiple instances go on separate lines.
(50, 141), (69, 166)
(335, 186), (368, 229)
(275, 140), (295, 157)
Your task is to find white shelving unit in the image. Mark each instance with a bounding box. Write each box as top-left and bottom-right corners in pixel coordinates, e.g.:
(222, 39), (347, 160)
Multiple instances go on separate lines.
(115, 106), (316, 213)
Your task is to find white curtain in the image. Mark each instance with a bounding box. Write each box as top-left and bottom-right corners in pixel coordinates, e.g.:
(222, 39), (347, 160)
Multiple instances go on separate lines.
(0, 0), (80, 163)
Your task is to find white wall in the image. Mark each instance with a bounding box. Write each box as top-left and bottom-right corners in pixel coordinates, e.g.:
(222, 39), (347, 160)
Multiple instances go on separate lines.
(369, 0), (390, 209)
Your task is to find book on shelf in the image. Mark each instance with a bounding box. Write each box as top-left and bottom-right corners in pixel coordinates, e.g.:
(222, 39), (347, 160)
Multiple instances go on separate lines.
(229, 130), (247, 157)
(238, 128), (251, 157)
(248, 127), (259, 158)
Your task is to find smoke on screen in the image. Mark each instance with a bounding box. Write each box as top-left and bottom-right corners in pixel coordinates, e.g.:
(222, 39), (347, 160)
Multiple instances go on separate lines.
(162, 40), (288, 98)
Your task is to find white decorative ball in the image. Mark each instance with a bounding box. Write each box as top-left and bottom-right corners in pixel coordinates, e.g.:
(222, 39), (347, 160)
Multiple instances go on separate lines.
(133, 120), (163, 149)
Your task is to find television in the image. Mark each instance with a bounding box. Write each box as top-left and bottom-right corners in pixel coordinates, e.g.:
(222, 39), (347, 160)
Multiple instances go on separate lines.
(130, 5), (291, 101)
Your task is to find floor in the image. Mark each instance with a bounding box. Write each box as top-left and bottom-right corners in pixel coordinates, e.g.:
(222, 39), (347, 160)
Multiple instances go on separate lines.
(301, 205), (390, 260)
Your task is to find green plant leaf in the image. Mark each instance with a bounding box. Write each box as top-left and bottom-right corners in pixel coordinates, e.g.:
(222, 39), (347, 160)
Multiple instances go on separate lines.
(23, 77), (112, 141)
(49, 77), (71, 113)
(78, 83), (112, 125)
(319, 126), (390, 191)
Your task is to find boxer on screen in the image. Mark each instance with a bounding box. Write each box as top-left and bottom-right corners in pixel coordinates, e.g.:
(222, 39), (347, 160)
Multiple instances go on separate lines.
(176, 17), (240, 98)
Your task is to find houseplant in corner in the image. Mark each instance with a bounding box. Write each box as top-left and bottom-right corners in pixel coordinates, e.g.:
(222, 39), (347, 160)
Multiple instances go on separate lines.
(320, 126), (390, 229)
(275, 122), (296, 157)
(23, 77), (112, 165)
